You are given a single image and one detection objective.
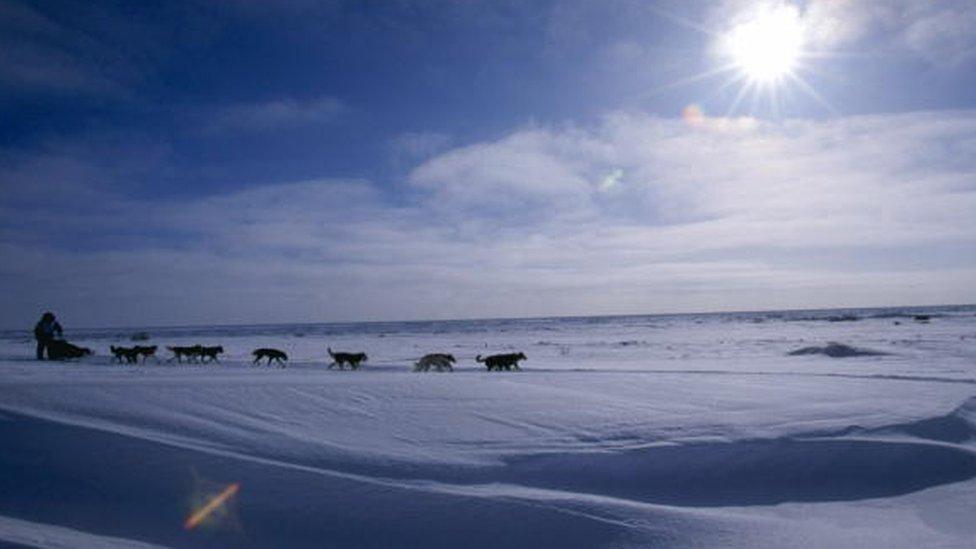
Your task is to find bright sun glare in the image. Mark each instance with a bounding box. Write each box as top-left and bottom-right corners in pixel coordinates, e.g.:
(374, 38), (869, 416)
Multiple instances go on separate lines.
(726, 5), (804, 83)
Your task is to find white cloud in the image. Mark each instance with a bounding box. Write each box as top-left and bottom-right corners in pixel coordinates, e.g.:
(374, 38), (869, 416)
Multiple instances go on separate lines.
(899, 4), (976, 65)
(409, 110), (976, 243)
(3, 109), (976, 326)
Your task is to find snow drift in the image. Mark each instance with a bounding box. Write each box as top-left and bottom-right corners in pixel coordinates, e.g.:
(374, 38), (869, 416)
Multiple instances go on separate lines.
(1, 305), (975, 547)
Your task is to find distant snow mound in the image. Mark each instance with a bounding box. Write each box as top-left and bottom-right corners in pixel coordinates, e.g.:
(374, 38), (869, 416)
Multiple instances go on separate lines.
(787, 342), (888, 358)
(827, 314), (861, 322)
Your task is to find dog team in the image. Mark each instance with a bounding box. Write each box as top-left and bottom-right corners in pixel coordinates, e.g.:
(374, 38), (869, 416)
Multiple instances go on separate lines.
(33, 312), (527, 371)
(104, 344), (526, 371)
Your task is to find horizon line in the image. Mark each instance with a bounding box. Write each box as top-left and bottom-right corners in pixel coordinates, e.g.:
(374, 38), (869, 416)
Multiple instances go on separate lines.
(5, 302), (973, 334)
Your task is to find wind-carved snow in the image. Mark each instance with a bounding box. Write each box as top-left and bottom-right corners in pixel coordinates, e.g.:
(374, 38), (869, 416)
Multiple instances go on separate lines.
(1, 305), (975, 547)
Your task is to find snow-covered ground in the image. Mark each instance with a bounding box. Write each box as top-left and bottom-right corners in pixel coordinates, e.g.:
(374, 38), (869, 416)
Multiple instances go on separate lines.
(1, 306), (975, 548)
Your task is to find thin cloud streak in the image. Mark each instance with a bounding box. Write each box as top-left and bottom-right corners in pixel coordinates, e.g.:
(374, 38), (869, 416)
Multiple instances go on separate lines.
(202, 97), (347, 133)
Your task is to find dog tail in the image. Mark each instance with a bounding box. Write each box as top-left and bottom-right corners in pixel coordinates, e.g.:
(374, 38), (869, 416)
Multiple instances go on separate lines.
(475, 354), (485, 363)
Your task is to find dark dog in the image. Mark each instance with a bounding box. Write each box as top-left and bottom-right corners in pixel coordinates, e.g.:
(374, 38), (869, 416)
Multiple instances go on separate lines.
(168, 345), (221, 363)
(476, 352), (526, 371)
(253, 348), (288, 367)
(166, 345), (203, 362)
(327, 347), (367, 370)
(199, 346), (224, 363)
(110, 345), (140, 364)
(414, 353), (456, 372)
(48, 340), (93, 360)
(168, 345), (200, 363)
(134, 345), (157, 362)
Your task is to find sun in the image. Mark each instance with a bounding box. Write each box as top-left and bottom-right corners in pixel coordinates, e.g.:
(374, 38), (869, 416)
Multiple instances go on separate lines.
(725, 5), (804, 83)
(659, 1), (830, 116)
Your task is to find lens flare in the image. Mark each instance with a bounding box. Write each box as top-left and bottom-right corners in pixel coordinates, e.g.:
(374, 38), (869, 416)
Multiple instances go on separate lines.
(682, 103), (705, 127)
(184, 482), (240, 530)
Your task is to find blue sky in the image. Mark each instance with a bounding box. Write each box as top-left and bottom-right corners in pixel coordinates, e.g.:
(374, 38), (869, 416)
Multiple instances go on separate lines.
(2, 0), (975, 328)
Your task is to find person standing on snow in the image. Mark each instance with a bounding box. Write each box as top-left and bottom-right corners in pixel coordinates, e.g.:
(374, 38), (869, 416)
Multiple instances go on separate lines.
(33, 312), (63, 360)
